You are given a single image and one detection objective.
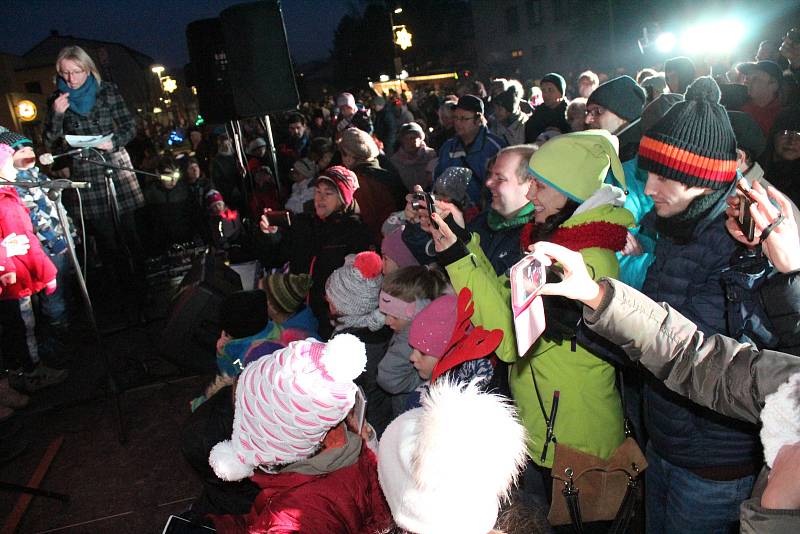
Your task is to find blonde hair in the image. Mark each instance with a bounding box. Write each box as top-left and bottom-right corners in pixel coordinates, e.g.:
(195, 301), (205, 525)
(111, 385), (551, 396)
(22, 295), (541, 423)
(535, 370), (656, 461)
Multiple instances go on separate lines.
(56, 46), (102, 82)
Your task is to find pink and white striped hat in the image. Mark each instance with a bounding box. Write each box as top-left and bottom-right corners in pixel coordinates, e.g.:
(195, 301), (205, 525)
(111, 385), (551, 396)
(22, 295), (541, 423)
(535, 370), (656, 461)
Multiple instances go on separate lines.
(209, 334), (366, 481)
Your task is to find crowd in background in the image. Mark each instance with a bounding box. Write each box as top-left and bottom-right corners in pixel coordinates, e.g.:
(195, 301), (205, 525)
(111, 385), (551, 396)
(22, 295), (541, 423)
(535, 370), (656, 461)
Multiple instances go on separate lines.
(1, 27), (800, 534)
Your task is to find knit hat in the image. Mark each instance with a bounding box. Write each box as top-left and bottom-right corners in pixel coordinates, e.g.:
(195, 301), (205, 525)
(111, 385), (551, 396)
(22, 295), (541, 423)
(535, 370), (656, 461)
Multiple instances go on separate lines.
(640, 74), (668, 97)
(338, 127), (379, 161)
(727, 111), (767, 161)
(398, 122), (425, 140)
(527, 130), (626, 203)
(0, 130), (33, 149)
(292, 157), (317, 180)
(640, 93), (683, 134)
(377, 380), (528, 534)
(265, 273), (312, 315)
(433, 166), (473, 208)
(638, 76), (738, 189)
(219, 290), (269, 339)
(493, 86), (521, 113)
(209, 333), (367, 481)
(205, 189), (224, 206)
(759, 372), (800, 468)
(456, 94), (484, 115)
(540, 73), (566, 96)
(337, 92), (356, 109)
(325, 252), (386, 332)
(586, 75), (646, 122)
(409, 295), (458, 358)
(381, 228), (419, 269)
(373, 96), (386, 108)
(313, 165), (359, 206)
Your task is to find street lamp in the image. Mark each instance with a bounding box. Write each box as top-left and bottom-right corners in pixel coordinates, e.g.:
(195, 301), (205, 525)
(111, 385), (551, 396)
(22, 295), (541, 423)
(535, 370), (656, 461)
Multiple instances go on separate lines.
(151, 65), (165, 77)
(394, 7), (402, 14)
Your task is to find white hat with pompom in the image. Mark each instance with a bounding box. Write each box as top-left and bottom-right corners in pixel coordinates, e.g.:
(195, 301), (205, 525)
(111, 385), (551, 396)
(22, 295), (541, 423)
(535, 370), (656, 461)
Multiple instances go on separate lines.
(209, 333), (366, 481)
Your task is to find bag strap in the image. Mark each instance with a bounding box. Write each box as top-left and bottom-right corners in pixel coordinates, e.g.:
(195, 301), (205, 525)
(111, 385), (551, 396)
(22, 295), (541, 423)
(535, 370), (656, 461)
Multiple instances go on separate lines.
(528, 361), (559, 462)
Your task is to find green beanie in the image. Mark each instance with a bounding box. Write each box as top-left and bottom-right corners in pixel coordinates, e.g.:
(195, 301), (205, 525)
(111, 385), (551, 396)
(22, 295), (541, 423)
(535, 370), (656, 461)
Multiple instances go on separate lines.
(527, 130), (626, 203)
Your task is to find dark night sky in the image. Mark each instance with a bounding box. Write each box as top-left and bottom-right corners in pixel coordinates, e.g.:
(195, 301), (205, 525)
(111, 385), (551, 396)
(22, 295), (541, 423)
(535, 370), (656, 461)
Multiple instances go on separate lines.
(0, 0), (352, 67)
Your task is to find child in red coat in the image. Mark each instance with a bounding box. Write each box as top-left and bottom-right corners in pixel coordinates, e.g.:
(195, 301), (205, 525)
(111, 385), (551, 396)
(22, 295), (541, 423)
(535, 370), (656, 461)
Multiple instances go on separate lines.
(0, 143), (60, 407)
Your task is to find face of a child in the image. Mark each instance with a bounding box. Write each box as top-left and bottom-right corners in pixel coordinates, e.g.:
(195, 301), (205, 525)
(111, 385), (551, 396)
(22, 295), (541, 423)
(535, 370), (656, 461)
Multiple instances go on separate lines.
(13, 147), (36, 170)
(211, 200), (226, 215)
(409, 348), (438, 380)
(385, 314), (411, 332)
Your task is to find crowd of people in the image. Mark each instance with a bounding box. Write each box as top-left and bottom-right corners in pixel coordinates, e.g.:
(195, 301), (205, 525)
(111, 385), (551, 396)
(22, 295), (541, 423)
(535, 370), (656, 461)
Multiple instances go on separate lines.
(1, 28), (800, 532)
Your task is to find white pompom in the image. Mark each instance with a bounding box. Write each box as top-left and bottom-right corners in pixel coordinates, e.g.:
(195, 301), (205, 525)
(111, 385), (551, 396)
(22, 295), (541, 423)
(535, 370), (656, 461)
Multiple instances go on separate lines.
(209, 440), (255, 482)
(322, 333), (366, 382)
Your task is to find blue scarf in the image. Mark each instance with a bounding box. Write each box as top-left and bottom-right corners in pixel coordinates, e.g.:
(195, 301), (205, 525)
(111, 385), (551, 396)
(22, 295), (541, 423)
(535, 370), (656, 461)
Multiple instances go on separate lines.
(56, 75), (98, 116)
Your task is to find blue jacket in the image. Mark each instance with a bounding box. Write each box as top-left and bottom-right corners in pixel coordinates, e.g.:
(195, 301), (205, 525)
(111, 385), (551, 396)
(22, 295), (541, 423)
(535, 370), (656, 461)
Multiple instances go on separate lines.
(433, 126), (506, 203)
(466, 210), (527, 276)
(641, 180), (761, 469)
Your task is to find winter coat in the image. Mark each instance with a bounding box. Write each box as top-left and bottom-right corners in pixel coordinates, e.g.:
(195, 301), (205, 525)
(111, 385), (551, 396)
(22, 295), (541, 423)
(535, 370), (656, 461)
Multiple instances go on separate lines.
(254, 211), (372, 339)
(14, 168), (69, 256)
(351, 160), (406, 247)
(640, 179), (762, 469)
(614, 157), (655, 289)
(444, 199), (634, 466)
(467, 208), (533, 276)
(583, 277), (800, 534)
(524, 100), (571, 142)
(43, 81), (144, 220)
(0, 187), (58, 300)
(433, 126), (507, 204)
(211, 436), (392, 534)
(390, 145), (437, 192)
(142, 180), (196, 253)
(373, 107), (398, 156)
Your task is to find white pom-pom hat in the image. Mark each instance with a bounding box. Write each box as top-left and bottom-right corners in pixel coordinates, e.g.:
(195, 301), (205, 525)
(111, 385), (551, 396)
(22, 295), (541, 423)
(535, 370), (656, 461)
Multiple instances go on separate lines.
(377, 379), (528, 534)
(209, 334), (367, 481)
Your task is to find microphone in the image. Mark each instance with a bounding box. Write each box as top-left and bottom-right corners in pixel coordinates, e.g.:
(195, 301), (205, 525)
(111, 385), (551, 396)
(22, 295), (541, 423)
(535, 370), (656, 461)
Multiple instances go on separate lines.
(14, 179), (91, 190)
(39, 147), (89, 166)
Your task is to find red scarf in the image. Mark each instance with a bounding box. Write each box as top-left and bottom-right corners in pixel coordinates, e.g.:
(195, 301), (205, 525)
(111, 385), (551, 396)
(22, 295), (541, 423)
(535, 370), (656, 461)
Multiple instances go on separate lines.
(520, 220), (627, 253)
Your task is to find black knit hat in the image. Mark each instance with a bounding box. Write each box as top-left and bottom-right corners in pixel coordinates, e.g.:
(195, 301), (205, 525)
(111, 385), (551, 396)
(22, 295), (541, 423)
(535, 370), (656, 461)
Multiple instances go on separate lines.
(638, 76), (737, 189)
(540, 73), (566, 96)
(0, 130), (33, 150)
(492, 86), (521, 113)
(586, 75), (646, 122)
(219, 290), (269, 339)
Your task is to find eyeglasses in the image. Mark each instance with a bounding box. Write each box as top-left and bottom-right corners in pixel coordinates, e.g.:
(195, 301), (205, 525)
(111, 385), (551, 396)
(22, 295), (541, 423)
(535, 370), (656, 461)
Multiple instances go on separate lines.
(585, 107), (605, 118)
(778, 130), (800, 139)
(59, 69), (85, 78)
(453, 114), (478, 122)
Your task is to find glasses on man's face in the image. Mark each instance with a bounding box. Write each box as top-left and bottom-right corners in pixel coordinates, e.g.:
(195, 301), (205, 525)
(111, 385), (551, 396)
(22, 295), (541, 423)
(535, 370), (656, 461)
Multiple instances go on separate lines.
(453, 114), (477, 122)
(59, 69), (85, 78)
(778, 130), (800, 141)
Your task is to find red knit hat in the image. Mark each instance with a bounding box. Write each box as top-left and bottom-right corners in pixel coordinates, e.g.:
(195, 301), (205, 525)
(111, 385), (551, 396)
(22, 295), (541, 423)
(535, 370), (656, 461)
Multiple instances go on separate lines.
(314, 165), (360, 206)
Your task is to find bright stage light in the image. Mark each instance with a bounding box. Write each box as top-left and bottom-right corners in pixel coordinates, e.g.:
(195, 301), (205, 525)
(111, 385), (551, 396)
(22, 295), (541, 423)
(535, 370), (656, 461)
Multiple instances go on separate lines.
(680, 19), (745, 54)
(655, 32), (677, 53)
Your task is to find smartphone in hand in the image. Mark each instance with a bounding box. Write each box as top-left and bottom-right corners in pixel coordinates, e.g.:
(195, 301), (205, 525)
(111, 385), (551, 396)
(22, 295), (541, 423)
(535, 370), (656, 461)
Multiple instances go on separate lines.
(736, 180), (756, 241)
(264, 209), (292, 227)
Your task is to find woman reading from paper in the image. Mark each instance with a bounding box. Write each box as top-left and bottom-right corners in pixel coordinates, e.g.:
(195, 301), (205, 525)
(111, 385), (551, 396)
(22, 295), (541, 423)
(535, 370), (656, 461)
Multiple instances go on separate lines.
(422, 131), (635, 525)
(43, 46), (145, 308)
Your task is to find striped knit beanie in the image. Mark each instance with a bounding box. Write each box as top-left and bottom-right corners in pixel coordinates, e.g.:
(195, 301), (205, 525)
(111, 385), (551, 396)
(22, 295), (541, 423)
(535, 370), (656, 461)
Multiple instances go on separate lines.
(265, 273), (312, 315)
(638, 76), (737, 190)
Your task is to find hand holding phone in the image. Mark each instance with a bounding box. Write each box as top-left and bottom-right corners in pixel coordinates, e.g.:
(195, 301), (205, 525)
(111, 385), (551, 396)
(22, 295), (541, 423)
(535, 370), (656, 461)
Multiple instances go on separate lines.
(263, 209), (292, 227)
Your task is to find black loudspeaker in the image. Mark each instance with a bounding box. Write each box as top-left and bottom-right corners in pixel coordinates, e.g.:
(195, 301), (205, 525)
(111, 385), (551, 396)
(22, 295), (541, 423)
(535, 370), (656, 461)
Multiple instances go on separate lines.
(219, 0), (300, 117)
(186, 18), (237, 124)
(160, 253), (243, 373)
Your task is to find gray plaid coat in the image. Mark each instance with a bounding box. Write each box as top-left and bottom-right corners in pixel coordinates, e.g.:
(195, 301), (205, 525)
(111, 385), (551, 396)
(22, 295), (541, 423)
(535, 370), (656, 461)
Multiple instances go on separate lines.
(44, 81), (144, 220)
